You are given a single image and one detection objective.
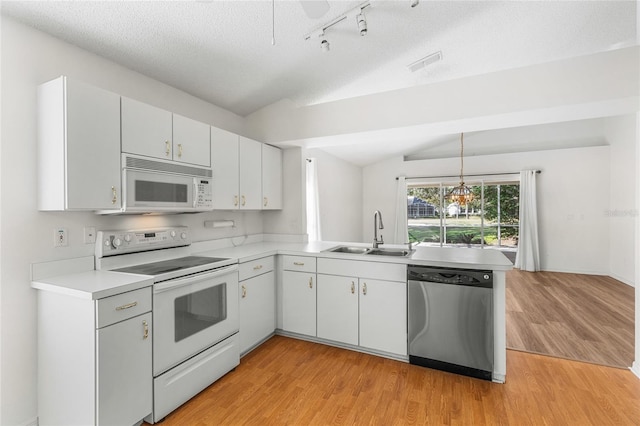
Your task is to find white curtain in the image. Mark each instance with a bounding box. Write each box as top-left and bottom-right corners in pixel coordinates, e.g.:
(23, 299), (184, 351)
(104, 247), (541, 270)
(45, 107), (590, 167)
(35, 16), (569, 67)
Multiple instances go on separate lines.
(394, 176), (409, 244)
(515, 170), (540, 271)
(306, 158), (322, 241)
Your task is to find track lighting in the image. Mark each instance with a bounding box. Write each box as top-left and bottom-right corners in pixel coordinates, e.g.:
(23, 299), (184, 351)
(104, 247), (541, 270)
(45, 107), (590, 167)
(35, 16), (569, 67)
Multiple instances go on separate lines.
(320, 39), (330, 52)
(356, 12), (367, 36)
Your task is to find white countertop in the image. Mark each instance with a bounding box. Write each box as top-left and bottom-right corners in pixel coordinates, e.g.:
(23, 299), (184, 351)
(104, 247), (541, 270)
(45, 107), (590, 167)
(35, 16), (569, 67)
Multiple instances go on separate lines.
(32, 270), (153, 300)
(195, 241), (513, 271)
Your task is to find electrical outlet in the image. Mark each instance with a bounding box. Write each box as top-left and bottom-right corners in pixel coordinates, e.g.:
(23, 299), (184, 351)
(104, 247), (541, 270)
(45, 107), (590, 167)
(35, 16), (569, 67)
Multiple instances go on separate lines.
(54, 228), (68, 247)
(84, 226), (96, 244)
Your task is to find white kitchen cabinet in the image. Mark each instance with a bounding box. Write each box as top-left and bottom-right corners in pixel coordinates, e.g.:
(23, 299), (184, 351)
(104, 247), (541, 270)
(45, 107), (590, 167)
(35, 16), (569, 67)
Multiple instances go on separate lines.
(316, 258), (407, 356)
(121, 97), (173, 160)
(172, 113), (211, 167)
(239, 256), (276, 355)
(239, 136), (262, 209)
(358, 278), (407, 355)
(37, 76), (121, 210)
(33, 277), (153, 426)
(282, 270), (317, 337)
(122, 98), (210, 167)
(261, 143), (282, 209)
(317, 274), (358, 345)
(210, 126), (240, 209)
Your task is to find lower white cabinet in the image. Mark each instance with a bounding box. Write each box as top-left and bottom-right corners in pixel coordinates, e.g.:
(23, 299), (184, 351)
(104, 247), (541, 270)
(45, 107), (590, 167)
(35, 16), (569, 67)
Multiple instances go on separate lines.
(239, 256), (275, 355)
(33, 278), (153, 426)
(282, 270), (317, 337)
(316, 258), (407, 356)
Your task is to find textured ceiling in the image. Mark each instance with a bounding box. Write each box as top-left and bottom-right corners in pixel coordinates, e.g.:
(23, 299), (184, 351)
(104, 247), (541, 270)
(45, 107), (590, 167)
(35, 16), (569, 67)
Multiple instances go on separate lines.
(2, 0), (637, 119)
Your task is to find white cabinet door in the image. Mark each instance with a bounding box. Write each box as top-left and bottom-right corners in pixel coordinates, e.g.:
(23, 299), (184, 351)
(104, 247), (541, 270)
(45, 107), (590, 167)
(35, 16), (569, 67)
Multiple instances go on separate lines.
(282, 271), (316, 337)
(239, 136), (262, 210)
(359, 279), (407, 356)
(173, 114), (210, 167)
(239, 271), (275, 354)
(121, 97), (173, 160)
(317, 274), (358, 345)
(38, 76), (121, 210)
(96, 312), (152, 426)
(210, 126), (240, 209)
(261, 144), (282, 210)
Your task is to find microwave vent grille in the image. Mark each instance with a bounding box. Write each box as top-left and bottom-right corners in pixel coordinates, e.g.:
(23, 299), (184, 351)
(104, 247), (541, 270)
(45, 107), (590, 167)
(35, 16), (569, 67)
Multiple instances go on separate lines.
(125, 156), (213, 178)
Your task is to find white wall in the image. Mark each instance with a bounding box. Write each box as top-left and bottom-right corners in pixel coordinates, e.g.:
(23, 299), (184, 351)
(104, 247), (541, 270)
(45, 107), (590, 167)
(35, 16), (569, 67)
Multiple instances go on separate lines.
(606, 114), (638, 286)
(363, 144), (615, 275)
(0, 17), (263, 425)
(303, 149), (363, 243)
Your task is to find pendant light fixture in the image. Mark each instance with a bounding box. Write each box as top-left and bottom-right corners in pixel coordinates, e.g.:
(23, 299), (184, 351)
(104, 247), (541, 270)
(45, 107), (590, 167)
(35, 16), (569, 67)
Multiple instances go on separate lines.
(449, 133), (474, 206)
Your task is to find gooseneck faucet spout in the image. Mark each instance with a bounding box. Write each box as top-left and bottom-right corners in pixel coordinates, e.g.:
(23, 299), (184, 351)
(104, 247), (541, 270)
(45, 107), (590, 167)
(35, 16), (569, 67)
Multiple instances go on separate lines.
(373, 210), (384, 248)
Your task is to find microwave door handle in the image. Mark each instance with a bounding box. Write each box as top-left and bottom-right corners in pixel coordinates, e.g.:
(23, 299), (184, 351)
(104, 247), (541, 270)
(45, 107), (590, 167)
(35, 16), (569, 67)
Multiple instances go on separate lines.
(153, 264), (238, 293)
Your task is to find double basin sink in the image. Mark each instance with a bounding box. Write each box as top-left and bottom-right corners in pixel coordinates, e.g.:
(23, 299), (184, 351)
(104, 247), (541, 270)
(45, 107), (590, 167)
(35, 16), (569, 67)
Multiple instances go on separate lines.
(326, 245), (413, 257)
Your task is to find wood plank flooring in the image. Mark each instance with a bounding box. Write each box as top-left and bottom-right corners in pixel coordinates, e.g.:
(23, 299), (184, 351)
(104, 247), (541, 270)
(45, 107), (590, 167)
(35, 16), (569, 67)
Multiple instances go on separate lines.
(152, 336), (640, 425)
(506, 270), (635, 368)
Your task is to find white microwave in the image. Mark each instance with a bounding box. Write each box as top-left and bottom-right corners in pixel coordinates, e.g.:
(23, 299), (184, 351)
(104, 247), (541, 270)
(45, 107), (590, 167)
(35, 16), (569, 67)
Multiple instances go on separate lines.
(101, 155), (213, 214)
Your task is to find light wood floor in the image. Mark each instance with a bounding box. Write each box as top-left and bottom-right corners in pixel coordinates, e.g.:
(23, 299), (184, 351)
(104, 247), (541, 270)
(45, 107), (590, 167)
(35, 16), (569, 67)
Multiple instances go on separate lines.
(153, 336), (640, 425)
(506, 270), (635, 368)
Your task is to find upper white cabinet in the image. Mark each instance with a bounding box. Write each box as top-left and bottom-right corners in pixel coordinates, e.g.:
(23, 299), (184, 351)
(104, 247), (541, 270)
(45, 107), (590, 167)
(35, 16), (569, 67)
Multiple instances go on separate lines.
(211, 128), (282, 210)
(239, 136), (263, 209)
(121, 97), (210, 167)
(38, 76), (121, 211)
(262, 143), (283, 210)
(210, 126), (240, 209)
(172, 114), (211, 167)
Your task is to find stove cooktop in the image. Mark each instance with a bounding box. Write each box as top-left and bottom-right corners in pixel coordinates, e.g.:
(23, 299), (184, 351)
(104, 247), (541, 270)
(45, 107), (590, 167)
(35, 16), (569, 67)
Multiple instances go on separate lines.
(113, 256), (230, 277)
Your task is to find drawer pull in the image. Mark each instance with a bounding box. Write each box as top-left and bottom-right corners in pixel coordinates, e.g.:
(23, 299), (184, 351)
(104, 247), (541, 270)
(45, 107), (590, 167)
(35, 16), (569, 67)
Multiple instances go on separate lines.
(253, 265), (263, 271)
(143, 320), (149, 339)
(293, 262), (305, 266)
(115, 301), (138, 311)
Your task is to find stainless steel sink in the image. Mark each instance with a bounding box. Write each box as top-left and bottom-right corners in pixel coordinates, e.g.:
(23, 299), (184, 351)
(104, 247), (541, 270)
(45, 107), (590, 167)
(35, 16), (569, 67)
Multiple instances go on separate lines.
(326, 246), (371, 254)
(366, 248), (412, 257)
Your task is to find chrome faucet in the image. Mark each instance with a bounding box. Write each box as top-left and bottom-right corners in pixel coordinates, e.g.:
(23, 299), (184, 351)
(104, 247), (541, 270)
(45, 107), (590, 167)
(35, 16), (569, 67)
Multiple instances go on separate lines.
(373, 210), (384, 248)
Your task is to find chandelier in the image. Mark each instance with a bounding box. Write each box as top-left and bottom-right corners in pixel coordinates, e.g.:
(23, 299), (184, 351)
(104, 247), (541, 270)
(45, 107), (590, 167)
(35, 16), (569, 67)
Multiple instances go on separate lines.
(449, 133), (474, 206)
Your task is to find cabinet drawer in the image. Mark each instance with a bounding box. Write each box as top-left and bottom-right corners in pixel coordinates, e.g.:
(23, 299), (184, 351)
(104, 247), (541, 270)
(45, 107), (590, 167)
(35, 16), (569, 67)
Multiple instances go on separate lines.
(239, 256), (275, 281)
(282, 255), (316, 273)
(96, 287), (152, 328)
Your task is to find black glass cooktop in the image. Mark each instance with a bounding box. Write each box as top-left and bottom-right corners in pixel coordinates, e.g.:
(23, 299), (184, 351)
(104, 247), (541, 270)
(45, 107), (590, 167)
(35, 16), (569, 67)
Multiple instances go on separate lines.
(114, 256), (229, 276)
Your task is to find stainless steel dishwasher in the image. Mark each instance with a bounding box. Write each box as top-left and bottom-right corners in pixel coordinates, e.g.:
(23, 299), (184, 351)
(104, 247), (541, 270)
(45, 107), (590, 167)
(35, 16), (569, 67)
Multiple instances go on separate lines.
(408, 265), (494, 381)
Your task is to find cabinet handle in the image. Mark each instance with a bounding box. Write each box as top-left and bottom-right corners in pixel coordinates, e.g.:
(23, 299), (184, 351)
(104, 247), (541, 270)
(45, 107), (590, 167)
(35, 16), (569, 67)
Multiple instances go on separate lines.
(234, 195), (239, 207)
(178, 143), (183, 158)
(143, 320), (149, 340)
(241, 195), (246, 206)
(309, 277), (313, 289)
(263, 197), (268, 207)
(293, 262), (305, 266)
(351, 281), (355, 294)
(253, 265), (263, 271)
(165, 140), (171, 156)
(241, 285), (247, 298)
(111, 186), (117, 204)
(115, 301), (138, 311)
(362, 282), (367, 296)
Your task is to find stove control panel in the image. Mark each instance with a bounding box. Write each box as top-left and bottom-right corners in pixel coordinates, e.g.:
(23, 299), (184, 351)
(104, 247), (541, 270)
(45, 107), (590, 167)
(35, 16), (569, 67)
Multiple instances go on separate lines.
(95, 226), (191, 257)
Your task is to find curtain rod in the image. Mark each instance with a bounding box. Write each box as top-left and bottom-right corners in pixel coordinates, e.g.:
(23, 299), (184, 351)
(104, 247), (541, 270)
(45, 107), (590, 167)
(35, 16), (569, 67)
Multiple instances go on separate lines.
(396, 170), (541, 180)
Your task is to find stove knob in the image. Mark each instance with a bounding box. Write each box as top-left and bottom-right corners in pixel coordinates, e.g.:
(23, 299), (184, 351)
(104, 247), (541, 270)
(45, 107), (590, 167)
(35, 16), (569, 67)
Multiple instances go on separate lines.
(181, 232), (187, 239)
(124, 234), (132, 242)
(113, 238), (122, 247)
(170, 230), (176, 238)
(104, 239), (110, 247)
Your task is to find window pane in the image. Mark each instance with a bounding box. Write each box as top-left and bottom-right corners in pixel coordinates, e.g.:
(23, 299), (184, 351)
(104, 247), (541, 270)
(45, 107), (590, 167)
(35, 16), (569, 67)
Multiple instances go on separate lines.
(500, 184), (520, 225)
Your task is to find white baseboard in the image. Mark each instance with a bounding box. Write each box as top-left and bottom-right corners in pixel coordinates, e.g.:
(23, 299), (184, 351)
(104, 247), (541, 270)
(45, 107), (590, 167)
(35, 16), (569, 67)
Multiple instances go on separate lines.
(608, 272), (636, 287)
(631, 362), (640, 380)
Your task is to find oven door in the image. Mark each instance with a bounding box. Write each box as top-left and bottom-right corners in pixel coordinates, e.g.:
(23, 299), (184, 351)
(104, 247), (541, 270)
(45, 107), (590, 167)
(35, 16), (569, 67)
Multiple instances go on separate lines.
(153, 264), (239, 376)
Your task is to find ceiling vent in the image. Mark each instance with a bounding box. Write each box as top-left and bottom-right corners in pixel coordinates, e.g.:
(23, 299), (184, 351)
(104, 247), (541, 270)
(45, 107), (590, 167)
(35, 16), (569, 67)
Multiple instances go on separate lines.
(407, 51), (443, 73)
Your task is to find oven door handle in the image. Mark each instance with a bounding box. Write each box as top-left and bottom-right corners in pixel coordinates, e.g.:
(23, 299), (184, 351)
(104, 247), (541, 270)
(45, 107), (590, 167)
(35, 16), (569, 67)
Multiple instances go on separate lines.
(153, 264), (238, 293)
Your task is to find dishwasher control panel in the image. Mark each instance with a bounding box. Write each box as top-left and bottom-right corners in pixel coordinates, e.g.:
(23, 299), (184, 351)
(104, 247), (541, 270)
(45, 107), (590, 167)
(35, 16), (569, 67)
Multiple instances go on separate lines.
(407, 266), (493, 288)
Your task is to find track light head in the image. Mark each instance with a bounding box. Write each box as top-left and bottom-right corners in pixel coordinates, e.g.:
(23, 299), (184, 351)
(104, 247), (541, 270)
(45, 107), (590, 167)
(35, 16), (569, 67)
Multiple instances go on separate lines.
(411, 0), (419, 7)
(356, 13), (367, 36)
(320, 39), (330, 52)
